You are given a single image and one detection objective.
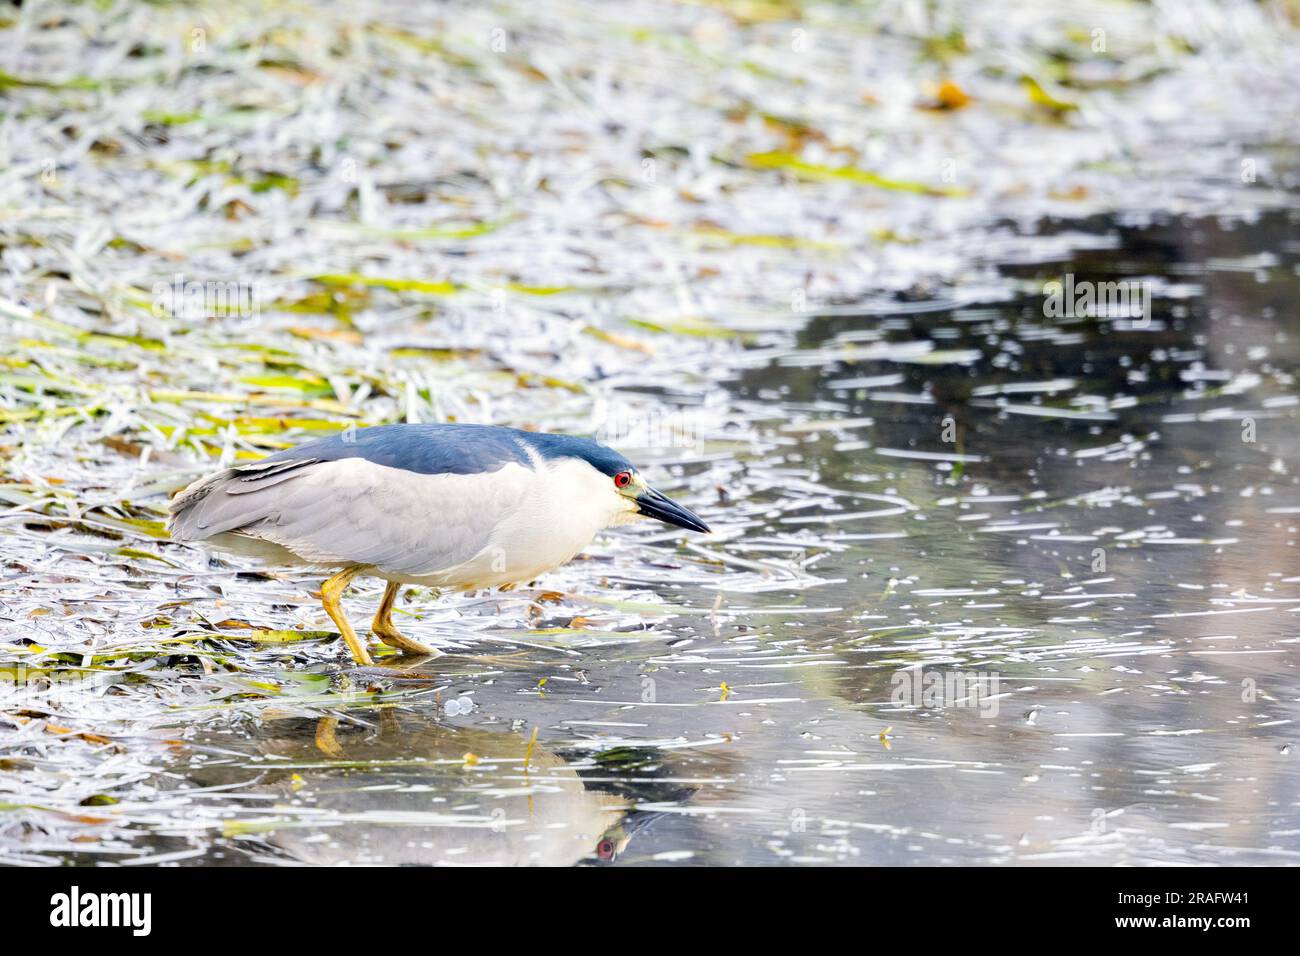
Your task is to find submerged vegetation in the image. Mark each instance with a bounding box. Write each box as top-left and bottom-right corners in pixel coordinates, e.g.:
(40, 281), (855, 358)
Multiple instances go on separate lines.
(1, 0), (1299, 865)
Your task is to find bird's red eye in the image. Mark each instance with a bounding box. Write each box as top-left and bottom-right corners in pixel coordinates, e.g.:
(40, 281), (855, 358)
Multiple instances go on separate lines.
(597, 839), (615, 860)
(614, 471), (632, 488)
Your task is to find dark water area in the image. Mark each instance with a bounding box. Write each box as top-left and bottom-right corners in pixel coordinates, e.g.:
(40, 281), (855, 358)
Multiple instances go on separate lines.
(145, 208), (1300, 867)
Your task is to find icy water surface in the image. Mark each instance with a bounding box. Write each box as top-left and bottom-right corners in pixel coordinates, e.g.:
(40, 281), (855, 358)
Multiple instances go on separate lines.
(133, 208), (1298, 867)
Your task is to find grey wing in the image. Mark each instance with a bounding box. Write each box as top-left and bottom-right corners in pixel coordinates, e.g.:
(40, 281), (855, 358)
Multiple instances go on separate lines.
(166, 458), (318, 541)
(167, 457), (531, 576)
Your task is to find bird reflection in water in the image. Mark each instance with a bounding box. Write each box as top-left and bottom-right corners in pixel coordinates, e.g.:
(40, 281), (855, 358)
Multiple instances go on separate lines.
(239, 710), (667, 866)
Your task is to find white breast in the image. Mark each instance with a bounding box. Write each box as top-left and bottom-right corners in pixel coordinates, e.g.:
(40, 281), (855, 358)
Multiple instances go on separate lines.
(405, 456), (630, 590)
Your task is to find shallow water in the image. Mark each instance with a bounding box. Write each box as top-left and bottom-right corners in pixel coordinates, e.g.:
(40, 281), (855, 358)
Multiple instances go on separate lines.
(120, 207), (1297, 867)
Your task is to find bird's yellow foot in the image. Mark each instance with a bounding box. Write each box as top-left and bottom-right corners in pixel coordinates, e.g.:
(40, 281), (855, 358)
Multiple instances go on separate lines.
(320, 566), (374, 666)
(373, 621), (441, 656)
(372, 580), (441, 657)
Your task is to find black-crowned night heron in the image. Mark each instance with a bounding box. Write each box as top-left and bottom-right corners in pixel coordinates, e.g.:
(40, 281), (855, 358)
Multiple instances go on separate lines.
(166, 423), (710, 665)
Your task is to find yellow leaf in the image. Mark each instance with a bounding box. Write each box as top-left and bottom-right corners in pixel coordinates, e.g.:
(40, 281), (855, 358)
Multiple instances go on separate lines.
(746, 151), (969, 197)
(1021, 75), (1078, 114)
(934, 79), (971, 110)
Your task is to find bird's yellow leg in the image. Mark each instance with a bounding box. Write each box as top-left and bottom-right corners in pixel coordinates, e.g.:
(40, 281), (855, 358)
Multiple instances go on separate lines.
(372, 580), (440, 656)
(320, 566), (373, 666)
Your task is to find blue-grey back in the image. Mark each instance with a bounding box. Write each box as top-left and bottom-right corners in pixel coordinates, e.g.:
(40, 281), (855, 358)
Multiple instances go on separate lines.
(260, 423), (632, 477)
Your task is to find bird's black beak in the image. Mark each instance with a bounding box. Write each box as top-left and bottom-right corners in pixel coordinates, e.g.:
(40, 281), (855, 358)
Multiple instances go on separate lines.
(636, 487), (710, 533)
